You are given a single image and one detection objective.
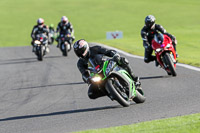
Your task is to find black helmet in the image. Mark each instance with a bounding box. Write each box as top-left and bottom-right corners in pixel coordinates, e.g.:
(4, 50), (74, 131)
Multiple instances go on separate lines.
(73, 39), (90, 59)
(145, 15), (156, 29)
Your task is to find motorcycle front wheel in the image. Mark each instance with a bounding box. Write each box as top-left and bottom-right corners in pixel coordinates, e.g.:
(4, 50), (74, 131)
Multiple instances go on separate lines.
(61, 43), (68, 56)
(163, 53), (177, 76)
(38, 46), (43, 61)
(106, 78), (130, 107)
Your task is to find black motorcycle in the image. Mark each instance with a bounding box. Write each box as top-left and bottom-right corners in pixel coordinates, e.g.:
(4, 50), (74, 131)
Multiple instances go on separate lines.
(33, 34), (49, 61)
(58, 32), (72, 56)
(49, 28), (55, 45)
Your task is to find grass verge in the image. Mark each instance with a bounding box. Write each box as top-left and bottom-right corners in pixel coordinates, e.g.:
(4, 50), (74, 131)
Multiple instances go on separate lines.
(0, 0), (200, 67)
(75, 113), (200, 133)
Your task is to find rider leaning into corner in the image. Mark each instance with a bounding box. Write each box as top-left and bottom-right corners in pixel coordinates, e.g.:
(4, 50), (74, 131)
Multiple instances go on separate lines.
(31, 18), (49, 52)
(141, 15), (178, 66)
(73, 39), (141, 99)
(56, 16), (75, 47)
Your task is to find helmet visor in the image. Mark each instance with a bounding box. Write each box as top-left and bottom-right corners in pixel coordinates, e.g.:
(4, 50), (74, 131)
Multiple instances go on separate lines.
(146, 21), (154, 28)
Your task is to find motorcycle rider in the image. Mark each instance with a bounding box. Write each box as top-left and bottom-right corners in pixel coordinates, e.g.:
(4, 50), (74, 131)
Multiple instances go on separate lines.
(31, 18), (49, 52)
(49, 24), (55, 44)
(56, 16), (75, 48)
(49, 24), (55, 32)
(73, 39), (140, 99)
(141, 15), (178, 66)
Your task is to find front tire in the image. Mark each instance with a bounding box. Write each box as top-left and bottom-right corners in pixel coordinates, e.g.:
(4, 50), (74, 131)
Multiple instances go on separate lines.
(106, 78), (130, 107)
(38, 46), (43, 61)
(61, 43), (68, 56)
(163, 53), (177, 76)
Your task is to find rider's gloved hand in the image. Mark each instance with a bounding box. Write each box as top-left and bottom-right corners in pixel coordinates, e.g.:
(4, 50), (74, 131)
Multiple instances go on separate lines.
(86, 77), (92, 84)
(112, 53), (121, 64)
(171, 35), (177, 45)
(83, 76), (91, 84)
(82, 70), (91, 84)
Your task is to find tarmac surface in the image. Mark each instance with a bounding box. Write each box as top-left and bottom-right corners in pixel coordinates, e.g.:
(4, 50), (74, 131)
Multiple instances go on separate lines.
(0, 44), (199, 133)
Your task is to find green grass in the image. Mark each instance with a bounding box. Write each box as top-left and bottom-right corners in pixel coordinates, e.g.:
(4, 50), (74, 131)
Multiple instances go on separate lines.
(0, 0), (200, 67)
(75, 113), (200, 133)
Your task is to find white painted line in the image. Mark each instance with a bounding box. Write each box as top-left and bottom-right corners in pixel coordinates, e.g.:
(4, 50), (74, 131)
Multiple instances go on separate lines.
(90, 42), (200, 72)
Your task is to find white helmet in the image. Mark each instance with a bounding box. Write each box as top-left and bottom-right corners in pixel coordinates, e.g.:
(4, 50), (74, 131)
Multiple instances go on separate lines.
(37, 18), (44, 25)
(61, 16), (68, 24)
(37, 18), (44, 29)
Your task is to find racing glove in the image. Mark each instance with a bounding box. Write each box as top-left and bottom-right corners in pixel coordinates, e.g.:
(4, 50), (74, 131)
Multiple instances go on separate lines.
(112, 53), (121, 64)
(82, 70), (91, 84)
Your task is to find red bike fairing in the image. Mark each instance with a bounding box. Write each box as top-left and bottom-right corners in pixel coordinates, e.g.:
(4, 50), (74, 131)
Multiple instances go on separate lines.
(151, 34), (176, 69)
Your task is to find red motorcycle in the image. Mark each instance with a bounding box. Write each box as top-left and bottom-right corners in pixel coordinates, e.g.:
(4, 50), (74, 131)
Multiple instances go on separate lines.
(151, 33), (177, 76)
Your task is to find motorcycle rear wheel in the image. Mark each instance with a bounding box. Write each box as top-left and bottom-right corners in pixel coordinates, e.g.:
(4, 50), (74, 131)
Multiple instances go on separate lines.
(132, 88), (146, 103)
(106, 78), (130, 107)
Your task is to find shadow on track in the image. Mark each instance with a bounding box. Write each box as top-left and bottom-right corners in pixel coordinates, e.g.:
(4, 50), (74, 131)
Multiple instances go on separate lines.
(12, 82), (85, 90)
(0, 57), (38, 65)
(0, 105), (120, 122)
(45, 55), (62, 59)
(0, 55), (62, 65)
(140, 75), (171, 80)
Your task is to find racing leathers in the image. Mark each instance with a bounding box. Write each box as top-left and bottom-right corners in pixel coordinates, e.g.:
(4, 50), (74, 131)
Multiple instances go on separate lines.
(56, 22), (75, 46)
(77, 45), (138, 99)
(31, 25), (49, 51)
(141, 24), (177, 63)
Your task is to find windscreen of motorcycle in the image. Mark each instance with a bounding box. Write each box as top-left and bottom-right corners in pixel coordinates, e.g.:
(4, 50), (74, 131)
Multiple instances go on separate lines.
(154, 33), (164, 44)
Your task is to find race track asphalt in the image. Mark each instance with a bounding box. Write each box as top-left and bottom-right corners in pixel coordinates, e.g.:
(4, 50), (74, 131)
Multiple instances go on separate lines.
(0, 44), (200, 133)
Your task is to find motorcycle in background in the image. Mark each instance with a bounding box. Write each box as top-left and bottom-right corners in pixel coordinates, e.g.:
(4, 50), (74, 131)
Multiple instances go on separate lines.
(58, 32), (72, 56)
(33, 34), (49, 61)
(151, 33), (177, 76)
(49, 24), (55, 45)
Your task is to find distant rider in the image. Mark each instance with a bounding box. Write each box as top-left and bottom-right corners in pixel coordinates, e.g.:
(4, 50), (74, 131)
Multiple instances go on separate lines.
(141, 15), (178, 66)
(56, 16), (75, 48)
(73, 39), (140, 99)
(49, 24), (55, 44)
(49, 24), (55, 33)
(31, 18), (49, 52)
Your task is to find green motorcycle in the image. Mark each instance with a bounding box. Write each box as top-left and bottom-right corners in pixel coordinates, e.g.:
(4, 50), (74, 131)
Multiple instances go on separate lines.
(88, 55), (145, 107)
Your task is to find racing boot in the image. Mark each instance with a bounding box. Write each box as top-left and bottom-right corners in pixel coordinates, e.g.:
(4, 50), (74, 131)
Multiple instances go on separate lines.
(155, 60), (159, 67)
(125, 63), (139, 83)
(124, 63), (143, 95)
